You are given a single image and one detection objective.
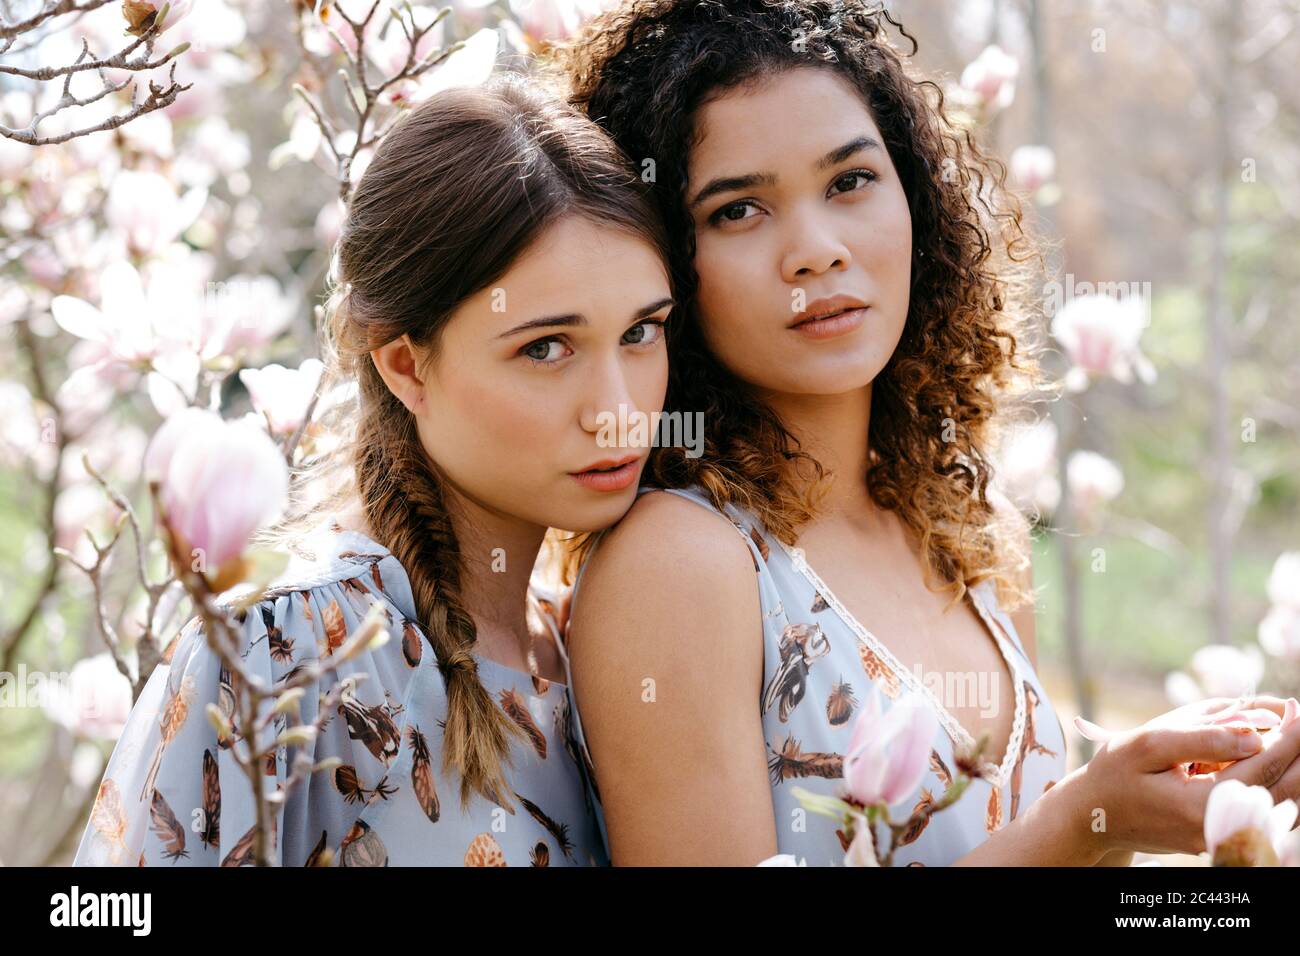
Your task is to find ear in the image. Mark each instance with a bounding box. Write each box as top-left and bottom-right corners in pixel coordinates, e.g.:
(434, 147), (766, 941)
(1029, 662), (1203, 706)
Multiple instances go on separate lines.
(370, 334), (427, 414)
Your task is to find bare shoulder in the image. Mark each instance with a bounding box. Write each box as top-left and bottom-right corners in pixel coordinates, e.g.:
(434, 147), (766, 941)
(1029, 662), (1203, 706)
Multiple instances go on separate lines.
(566, 488), (775, 863)
(569, 488), (762, 664)
(574, 489), (758, 615)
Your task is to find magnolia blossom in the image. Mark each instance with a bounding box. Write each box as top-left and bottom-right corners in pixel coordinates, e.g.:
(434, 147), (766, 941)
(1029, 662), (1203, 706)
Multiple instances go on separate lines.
(1260, 606), (1300, 661)
(0, 381), (42, 466)
(507, 0), (611, 46)
(240, 359), (325, 437)
(315, 198), (347, 247)
(51, 258), (207, 416)
(756, 853), (806, 866)
(42, 653), (134, 741)
(104, 170), (207, 257)
(145, 408), (289, 587)
(209, 274), (298, 357)
(993, 418), (1060, 517)
(386, 27), (500, 107)
(52, 260), (187, 366)
(116, 110), (174, 160)
(1266, 552), (1300, 608)
(842, 686), (939, 808)
(1204, 779), (1298, 866)
(175, 115), (252, 189)
(1010, 144), (1055, 193)
(959, 44), (1019, 112)
(1259, 552), (1300, 661)
(1165, 643), (1266, 707)
(367, 4), (446, 77)
(269, 110), (324, 170)
(1066, 450), (1123, 525)
(1050, 293), (1157, 392)
(844, 813), (880, 867)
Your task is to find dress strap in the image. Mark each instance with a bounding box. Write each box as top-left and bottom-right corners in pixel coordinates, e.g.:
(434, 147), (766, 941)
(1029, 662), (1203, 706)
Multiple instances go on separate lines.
(967, 579), (1033, 666)
(652, 486), (772, 572)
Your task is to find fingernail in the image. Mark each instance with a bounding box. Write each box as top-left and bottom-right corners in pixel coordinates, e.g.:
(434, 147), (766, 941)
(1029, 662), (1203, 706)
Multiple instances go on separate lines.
(1235, 730), (1263, 754)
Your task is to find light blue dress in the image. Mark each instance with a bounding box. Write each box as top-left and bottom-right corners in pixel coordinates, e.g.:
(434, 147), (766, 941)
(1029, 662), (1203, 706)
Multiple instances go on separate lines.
(74, 516), (608, 867)
(561, 485), (1069, 865)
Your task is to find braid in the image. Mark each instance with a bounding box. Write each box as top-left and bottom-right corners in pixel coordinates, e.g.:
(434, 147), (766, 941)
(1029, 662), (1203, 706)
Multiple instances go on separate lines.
(354, 362), (527, 811)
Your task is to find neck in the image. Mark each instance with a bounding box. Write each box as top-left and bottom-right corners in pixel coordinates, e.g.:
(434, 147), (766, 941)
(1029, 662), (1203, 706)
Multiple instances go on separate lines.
(338, 491), (545, 653)
(754, 381), (875, 517)
(443, 492), (548, 643)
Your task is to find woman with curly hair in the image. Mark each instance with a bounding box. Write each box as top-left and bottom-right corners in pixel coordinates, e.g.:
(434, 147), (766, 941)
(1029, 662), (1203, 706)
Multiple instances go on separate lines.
(547, 0), (1300, 865)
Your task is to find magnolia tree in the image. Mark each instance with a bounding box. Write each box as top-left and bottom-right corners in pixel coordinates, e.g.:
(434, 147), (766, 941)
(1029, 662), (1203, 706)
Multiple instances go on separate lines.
(0, 0), (613, 867)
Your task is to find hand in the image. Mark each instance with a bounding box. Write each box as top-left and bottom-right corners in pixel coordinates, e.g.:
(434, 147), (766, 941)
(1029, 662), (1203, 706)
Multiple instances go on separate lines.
(1067, 696), (1300, 857)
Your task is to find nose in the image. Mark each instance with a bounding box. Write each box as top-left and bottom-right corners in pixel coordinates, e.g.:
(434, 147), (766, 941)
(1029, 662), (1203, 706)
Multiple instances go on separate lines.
(780, 203), (852, 284)
(578, 348), (638, 437)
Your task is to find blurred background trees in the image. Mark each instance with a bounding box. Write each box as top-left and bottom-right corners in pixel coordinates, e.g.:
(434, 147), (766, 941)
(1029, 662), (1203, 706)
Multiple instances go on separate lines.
(0, 0), (1296, 865)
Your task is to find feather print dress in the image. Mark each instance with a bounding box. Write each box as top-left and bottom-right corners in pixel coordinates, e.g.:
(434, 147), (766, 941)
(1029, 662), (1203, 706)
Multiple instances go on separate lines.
(560, 485), (1069, 866)
(73, 517), (607, 867)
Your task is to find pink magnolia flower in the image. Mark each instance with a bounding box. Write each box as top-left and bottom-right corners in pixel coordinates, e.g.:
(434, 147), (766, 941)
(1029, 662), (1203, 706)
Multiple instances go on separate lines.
(844, 812), (880, 867)
(1266, 552), (1300, 608)
(51, 259), (180, 365)
(239, 358), (325, 437)
(1204, 779), (1298, 866)
(993, 418), (1060, 517)
(104, 170), (207, 257)
(1010, 144), (1055, 193)
(1259, 550), (1300, 662)
(842, 685), (939, 808)
(1066, 449), (1123, 528)
(145, 408), (289, 588)
(385, 27), (500, 106)
(959, 44), (1019, 112)
(1260, 605), (1300, 662)
(1050, 293), (1157, 392)
(1165, 644), (1266, 707)
(43, 652), (134, 741)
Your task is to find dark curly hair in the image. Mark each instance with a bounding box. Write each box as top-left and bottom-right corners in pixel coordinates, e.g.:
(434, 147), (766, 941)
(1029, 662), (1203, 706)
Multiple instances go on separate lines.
(551, 0), (1048, 610)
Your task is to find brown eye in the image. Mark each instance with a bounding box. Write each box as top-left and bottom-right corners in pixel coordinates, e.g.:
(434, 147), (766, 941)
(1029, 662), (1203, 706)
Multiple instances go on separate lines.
(831, 170), (876, 195)
(709, 200), (760, 226)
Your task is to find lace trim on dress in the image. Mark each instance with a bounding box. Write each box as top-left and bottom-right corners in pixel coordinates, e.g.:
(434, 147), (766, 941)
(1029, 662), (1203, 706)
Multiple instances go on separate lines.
(760, 527), (1028, 789)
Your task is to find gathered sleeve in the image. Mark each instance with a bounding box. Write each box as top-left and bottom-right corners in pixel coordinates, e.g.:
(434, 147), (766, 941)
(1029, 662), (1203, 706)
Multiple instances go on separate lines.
(73, 570), (420, 867)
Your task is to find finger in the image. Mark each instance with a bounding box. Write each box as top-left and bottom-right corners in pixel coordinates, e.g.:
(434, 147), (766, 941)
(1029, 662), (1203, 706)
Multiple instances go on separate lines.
(1132, 724), (1264, 770)
(1074, 715), (1114, 743)
(1198, 697), (1244, 715)
(1236, 696), (1293, 718)
(1203, 707), (1282, 729)
(1219, 706), (1300, 789)
(1193, 696), (1289, 720)
(1259, 754), (1300, 816)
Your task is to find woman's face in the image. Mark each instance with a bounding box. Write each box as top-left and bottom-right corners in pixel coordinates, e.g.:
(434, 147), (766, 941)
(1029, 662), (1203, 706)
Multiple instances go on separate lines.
(396, 215), (672, 534)
(686, 65), (913, 398)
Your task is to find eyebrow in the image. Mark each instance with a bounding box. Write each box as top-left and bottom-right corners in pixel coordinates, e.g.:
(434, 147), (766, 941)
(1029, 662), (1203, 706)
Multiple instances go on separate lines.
(687, 135), (883, 211)
(496, 296), (675, 339)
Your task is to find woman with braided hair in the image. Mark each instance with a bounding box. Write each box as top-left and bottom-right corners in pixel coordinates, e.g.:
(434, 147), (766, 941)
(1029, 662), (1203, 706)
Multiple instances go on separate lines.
(74, 70), (672, 867)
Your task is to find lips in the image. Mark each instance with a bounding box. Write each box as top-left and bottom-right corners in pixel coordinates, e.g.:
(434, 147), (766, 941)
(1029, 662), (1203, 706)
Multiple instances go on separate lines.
(568, 453), (643, 493)
(789, 293), (869, 328)
(570, 453), (641, 476)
